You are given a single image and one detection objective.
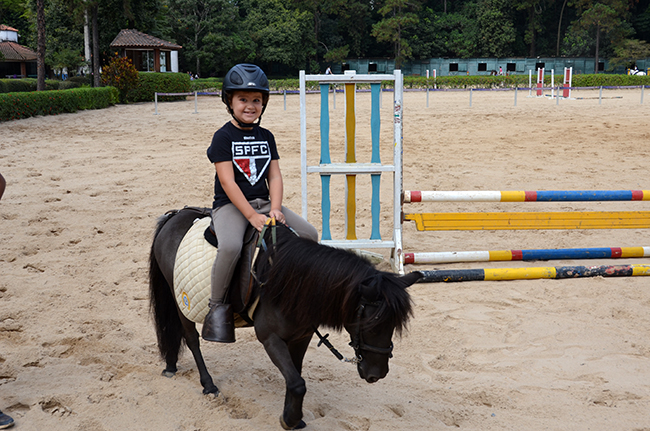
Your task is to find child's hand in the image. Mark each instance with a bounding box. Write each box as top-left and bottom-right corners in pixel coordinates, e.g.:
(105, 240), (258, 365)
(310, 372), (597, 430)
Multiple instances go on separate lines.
(248, 213), (269, 232)
(268, 209), (285, 225)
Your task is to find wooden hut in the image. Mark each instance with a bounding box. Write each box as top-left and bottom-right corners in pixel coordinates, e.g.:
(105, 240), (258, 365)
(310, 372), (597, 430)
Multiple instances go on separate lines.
(110, 29), (181, 73)
(0, 25), (37, 78)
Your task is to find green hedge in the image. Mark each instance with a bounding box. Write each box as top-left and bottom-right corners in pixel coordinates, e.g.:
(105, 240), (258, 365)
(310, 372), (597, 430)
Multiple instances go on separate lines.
(0, 87), (118, 122)
(411, 74), (650, 89)
(130, 72), (191, 102)
(261, 74), (650, 92)
(0, 78), (62, 93)
(191, 77), (221, 92)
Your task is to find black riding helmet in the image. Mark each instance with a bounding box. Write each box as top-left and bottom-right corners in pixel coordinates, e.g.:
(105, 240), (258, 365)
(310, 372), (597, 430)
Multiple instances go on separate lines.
(222, 64), (270, 128)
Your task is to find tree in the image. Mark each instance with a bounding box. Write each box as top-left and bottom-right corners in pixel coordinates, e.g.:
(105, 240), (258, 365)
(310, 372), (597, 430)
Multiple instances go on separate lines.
(164, 0), (233, 75)
(36, 0), (46, 90)
(514, 0), (549, 57)
(371, 0), (421, 69)
(556, 0), (569, 55)
(43, 0), (86, 76)
(609, 38), (650, 69)
(243, 0), (315, 71)
(571, 0), (630, 73)
(473, 0), (516, 57)
(407, 8), (475, 58)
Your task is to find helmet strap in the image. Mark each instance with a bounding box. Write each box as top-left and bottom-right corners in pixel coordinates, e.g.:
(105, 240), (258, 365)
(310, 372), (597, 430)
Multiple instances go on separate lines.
(227, 104), (267, 129)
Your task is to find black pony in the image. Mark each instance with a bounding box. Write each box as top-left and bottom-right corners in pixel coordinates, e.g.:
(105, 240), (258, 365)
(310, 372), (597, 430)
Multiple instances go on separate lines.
(149, 208), (422, 429)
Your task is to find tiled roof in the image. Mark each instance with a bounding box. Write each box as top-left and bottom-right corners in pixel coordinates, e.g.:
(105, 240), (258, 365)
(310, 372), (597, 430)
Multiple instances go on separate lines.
(0, 41), (37, 61)
(0, 25), (19, 32)
(110, 29), (182, 50)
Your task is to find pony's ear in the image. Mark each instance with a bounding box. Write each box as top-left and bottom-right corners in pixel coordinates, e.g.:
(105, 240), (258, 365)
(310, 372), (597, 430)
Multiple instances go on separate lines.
(399, 271), (423, 288)
(360, 273), (382, 301)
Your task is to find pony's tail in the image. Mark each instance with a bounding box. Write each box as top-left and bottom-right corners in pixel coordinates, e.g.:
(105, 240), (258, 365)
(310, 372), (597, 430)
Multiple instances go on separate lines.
(149, 212), (184, 362)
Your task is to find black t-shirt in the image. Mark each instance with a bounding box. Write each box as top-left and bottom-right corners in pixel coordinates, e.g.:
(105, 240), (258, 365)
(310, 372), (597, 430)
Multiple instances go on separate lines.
(207, 121), (280, 209)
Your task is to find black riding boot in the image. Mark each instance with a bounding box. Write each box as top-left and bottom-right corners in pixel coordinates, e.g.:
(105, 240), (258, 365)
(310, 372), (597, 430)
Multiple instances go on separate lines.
(202, 302), (236, 343)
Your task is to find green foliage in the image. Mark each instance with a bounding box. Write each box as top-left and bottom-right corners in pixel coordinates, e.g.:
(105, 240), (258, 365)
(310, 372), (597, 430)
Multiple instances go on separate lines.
(473, 0), (516, 57)
(164, 0), (246, 76)
(572, 73), (650, 86)
(263, 74), (649, 92)
(0, 78), (61, 93)
(0, 87), (118, 122)
(101, 57), (141, 103)
(244, 0), (316, 68)
(371, 0), (421, 68)
(130, 72), (192, 102)
(323, 45), (350, 64)
(609, 39), (650, 69)
(0, 79), (35, 93)
(7, 0), (650, 78)
(191, 77), (222, 92)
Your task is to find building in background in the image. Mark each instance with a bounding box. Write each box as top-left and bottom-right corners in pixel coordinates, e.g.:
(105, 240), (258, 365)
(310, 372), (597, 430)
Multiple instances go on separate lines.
(110, 29), (181, 73)
(0, 25), (37, 78)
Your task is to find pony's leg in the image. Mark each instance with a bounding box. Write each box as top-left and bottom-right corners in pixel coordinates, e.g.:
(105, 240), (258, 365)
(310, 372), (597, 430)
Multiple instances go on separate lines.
(288, 335), (312, 375)
(258, 332), (308, 430)
(180, 316), (219, 395)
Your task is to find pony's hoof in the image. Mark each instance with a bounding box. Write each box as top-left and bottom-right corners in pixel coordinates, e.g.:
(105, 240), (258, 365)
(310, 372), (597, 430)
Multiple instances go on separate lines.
(161, 369), (176, 378)
(203, 385), (219, 396)
(280, 415), (306, 430)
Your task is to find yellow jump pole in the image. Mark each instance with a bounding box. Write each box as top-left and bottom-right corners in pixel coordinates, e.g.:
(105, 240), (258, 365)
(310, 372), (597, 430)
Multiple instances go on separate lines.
(345, 82), (356, 240)
(404, 211), (650, 231)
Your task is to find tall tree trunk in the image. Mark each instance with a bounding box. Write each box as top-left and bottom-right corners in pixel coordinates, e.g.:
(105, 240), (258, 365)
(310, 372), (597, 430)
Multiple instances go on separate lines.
(36, 0), (46, 91)
(92, 4), (100, 87)
(594, 23), (600, 74)
(194, 33), (200, 76)
(556, 0), (568, 56)
(528, 6), (536, 57)
(84, 8), (91, 75)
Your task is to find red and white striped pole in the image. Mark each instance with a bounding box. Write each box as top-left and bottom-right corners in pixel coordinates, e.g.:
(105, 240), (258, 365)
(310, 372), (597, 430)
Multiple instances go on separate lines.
(563, 67), (573, 99)
(536, 67), (544, 97)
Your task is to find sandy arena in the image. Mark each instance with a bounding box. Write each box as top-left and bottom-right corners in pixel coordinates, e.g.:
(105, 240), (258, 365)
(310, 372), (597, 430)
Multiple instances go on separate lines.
(1, 86), (650, 430)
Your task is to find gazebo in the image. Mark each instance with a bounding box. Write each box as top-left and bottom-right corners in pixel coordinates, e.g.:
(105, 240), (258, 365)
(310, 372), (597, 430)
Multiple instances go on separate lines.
(110, 29), (181, 73)
(0, 25), (37, 78)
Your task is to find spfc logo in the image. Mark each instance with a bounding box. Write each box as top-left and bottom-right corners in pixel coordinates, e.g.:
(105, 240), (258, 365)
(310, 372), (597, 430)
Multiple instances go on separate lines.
(232, 141), (271, 185)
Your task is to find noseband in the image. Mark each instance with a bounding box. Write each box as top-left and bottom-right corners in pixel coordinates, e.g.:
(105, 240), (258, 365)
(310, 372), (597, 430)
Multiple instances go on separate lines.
(348, 298), (394, 360)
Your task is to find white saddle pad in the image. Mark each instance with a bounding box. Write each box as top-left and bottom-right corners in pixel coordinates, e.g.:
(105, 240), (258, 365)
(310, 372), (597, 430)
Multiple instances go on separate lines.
(173, 217), (216, 323)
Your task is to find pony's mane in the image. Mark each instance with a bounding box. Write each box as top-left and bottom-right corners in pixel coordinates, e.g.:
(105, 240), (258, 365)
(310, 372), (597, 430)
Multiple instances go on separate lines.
(257, 225), (412, 333)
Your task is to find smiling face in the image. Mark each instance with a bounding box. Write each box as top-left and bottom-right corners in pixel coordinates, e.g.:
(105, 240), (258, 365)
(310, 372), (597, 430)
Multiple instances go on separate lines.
(229, 90), (264, 129)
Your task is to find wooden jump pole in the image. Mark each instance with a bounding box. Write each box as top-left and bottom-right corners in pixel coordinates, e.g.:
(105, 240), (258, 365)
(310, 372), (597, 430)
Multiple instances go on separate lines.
(404, 190), (650, 203)
(417, 264), (650, 283)
(404, 246), (650, 265)
(404, 211), (650, 231)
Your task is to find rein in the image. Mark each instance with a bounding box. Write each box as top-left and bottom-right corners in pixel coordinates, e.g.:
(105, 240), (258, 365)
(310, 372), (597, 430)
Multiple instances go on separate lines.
(314, 293), (394, 365)
(250, 218), (278, 286)
(313, 328), (360, 364)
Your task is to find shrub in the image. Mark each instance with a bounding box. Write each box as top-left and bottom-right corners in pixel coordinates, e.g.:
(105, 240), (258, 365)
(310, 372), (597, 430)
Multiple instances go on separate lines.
(0, 87), (118, 121)
(101, 56), (140, 103)
(191, 77), (221, 92)
(68, 75), (91, 86)
(130, 72), (191, 102)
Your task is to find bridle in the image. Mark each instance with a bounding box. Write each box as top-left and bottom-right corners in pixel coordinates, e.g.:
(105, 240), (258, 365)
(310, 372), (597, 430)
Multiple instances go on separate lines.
(348, 297), (394, 359)
(314, 292), (394, 365)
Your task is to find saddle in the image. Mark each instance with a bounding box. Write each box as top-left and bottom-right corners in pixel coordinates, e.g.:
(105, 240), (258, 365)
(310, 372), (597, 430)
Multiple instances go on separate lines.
(172, 207), (261, 326)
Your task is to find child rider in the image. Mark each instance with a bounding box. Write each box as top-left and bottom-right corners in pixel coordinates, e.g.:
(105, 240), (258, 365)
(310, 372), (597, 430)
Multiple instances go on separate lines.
(203, 64), (319, 343)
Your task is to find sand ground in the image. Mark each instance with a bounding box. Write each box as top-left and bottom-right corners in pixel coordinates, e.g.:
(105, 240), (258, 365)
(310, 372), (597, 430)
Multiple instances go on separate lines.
(1, 86), (650, 430)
